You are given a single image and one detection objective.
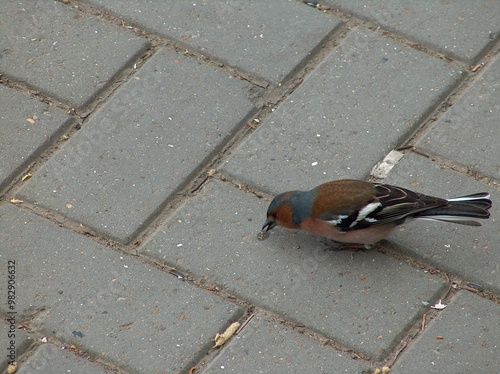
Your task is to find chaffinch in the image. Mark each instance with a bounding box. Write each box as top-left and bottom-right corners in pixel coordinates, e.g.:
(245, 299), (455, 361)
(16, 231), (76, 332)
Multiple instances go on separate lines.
(262, 179), (491, 246)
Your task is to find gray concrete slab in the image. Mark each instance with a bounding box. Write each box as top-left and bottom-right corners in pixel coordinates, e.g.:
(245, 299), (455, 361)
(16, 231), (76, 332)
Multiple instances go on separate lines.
(0, 320), (33, 372)
(419, 54), (500, 179)
(384, 152), (500, 293)
(1, 1), (499, 371)
(16, 48), (256, 243)
(324, 0), (500, 63)
(202, 315), (370, 373)
(0, 0), (149, 109)
(392, 291), (500, 373)
(0, 204), (243, 373)
(222, 28), (463, 194)
(0, 85), (74, 192)
(17, 343), (110, 374)
(85, 0), (342, 84)
(143, 180), (447, 360)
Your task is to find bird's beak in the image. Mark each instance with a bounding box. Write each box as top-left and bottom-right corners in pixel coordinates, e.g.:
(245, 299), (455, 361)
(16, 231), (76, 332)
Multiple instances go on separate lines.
(262, 219), (277, 231)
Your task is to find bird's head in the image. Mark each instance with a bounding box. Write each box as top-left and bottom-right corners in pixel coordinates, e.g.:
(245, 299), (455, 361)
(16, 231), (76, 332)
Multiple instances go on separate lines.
(262, 190), (312, 231)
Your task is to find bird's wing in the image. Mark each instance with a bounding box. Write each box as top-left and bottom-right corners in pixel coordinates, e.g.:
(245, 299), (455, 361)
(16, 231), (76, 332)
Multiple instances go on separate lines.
(319, 183), (448, 231)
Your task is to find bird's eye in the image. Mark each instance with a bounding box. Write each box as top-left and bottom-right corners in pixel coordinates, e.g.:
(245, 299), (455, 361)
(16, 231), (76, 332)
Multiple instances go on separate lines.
(271, 213), (277, 219)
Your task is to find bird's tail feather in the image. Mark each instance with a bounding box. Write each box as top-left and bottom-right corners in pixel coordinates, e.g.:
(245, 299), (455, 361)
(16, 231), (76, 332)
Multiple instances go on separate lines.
(413, 192), (491, 226)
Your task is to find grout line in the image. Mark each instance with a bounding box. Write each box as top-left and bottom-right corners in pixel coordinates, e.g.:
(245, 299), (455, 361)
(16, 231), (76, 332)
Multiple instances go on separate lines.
(3, 1), (499, 371)
(6, 196), (500, 374)
(70, 0), (271, 88)
(1, 309), (131, 373)
(308, 0), (500, 66)
(410, 148), (500, 190)
(396, 62), (498, 151)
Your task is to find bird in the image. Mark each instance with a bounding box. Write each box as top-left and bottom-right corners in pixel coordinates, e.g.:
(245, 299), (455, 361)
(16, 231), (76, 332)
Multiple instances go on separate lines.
(262, 179), (491, 247)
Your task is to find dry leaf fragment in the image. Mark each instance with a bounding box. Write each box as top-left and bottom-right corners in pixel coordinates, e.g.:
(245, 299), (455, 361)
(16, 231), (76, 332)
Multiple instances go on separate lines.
(213, 322), (240, 348)
(10, 199), (23, 204)
(26, 117), (36, 124)
(7, 363), (17, 374)
(21, 173), (32, 181)
(66, 203), (73, 209)
(437, 335), (444, 339)
(470, 64), (481, 72)
(431, 299), (447, 310)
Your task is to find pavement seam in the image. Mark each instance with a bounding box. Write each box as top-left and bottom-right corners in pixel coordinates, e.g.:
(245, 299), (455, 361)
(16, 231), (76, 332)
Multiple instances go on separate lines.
(399, 49), (500, 150)
(70, 0), (271, 88)
(11, 196), (493, 371)
(410, 149), (500, 190)
(309, 0), (500, 65)
(0, 310), (132, 373)
(3, 1), (499, 372)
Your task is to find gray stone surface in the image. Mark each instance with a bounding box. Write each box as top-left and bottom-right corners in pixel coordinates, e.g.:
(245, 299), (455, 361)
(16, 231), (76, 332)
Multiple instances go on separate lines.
(0, 0), (149, 109)
(17, 48), (256, 243)
(384, 152), (500, 293)
(85, 0), (342, 84)
(17, 344), (110, 374)
(0, 320), (33, 372)
(324, 0), (500, 63)
(222, 28), (463, 194)
(419, 54), (500, 179)
(203, 315), (370, 373)
(392, 291), (500, 373)
(1, 0), (499, 371)
(143, 180), (447, 360)
(0, 85), (74, 191)
(0, 204), (243, 373)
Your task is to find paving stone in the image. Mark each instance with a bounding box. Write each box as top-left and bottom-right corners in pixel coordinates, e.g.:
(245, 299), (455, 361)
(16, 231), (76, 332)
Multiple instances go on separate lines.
(324, 0), (500, 63)
(143, 180), (447, 360)
(17, 343), (109, 374)
(16, 48), (256, 243)
(0, 204), (243, 373)
(85, 0), (341, 84)
(419, 54), (500, 179)
(0, 320), (33, 372)
(384, 152), (500, 293)
(222, 28), (463, 194)
(202, 315), (370, 373)
(0, 85), (74, 192)
(0, 0), (150, 109)
(392, 291), (500, 373)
